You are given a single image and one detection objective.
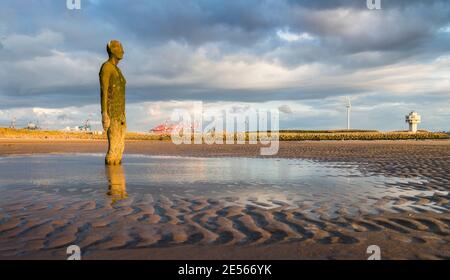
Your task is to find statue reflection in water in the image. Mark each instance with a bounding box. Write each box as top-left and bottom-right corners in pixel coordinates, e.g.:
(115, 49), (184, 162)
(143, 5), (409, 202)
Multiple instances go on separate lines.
(105, 164), (128, 204)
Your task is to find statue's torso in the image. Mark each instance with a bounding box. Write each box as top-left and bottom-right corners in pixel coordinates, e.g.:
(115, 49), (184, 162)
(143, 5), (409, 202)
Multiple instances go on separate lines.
(102, 62), (126, 121)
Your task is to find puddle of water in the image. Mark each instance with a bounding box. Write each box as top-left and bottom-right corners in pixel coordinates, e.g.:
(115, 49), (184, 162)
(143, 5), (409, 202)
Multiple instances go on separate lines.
(0, 153), (440, 215)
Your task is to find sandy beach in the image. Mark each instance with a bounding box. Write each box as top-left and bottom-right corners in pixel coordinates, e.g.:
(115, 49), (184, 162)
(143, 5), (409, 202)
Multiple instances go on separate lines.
(0, 139), (449, 260)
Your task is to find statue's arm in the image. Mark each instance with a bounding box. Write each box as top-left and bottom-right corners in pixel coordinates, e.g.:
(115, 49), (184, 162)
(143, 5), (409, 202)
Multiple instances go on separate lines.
(100, 64), (111, 115)
(100, 64), (112, 129)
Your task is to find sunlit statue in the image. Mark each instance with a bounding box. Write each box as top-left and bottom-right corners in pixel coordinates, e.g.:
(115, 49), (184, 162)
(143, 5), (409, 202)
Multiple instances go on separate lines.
(100, 40), (126, 165)
(105, 164), (127, 204)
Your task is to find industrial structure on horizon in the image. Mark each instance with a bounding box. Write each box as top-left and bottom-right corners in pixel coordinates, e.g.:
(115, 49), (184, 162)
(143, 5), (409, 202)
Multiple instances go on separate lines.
(2, 110), (432, 135)
(26, 121), (40, 130)
(64, 118), (92, 132)
(150, 119), (200, 135)
(405, 111), (421, 133)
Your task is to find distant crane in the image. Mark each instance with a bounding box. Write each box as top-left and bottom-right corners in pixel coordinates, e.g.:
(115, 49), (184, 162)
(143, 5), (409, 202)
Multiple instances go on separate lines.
(345, 97), (351, 130)
(78, 118), (92, 131)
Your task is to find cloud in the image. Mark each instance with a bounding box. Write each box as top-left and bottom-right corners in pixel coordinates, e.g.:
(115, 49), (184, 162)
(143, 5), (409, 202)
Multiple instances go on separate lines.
(439, 25), (450, 33)
(277, 29), (314, 42)
(1, 29), (64, 59)
(278, 105), (293, 114)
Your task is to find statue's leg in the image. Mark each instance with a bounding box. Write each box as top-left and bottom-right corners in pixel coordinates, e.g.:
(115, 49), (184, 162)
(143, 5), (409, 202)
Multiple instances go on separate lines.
(105, 121), (115, 165)
(105, 120), (125, 165)
(117, 120), (126, 163)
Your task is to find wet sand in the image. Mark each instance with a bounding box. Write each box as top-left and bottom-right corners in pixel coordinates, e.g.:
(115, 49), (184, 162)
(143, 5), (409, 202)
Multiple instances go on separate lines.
(0, 139), (449, 260)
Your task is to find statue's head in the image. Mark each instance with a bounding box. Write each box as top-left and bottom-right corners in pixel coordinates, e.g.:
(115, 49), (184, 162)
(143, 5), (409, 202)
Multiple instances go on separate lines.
(107, 40), (124, 60)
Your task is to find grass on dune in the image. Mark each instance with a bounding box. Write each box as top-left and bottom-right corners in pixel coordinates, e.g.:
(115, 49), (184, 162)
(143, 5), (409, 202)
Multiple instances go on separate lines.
(0, 127), (170, 141)
(0, 127), (448, 141)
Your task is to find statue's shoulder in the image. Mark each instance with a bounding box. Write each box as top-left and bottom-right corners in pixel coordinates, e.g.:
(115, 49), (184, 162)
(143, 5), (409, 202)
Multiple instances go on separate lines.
(99, 61), (115, 75)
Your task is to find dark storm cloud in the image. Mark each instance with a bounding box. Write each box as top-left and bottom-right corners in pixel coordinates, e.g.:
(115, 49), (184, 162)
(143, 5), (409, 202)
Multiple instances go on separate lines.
(0, 81), (364, 109)
(5, 0), (447, 57)
(81, 0), (450, 63)
(91, 0), (450, 53)
(286, 0), (450, 9)
(89, 0), (281, 46)
(0, 86), (97, 109)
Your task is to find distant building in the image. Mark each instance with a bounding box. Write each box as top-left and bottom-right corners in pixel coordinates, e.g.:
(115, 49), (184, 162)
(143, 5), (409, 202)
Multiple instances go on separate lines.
(63, 126), (103, 135)
(405, 111), (421, 133)
(63, 126), (80, 132)
(63, 119), (92, 132)
(26, 122), (39, 130)
(150, 119), (199, 134)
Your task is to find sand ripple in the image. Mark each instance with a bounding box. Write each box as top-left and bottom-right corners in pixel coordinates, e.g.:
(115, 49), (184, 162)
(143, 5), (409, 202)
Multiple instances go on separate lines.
(0, 189), (449, 259)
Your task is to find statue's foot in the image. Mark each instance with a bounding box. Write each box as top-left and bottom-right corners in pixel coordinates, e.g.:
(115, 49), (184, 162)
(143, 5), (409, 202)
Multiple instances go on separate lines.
(105, 158), (122, 165)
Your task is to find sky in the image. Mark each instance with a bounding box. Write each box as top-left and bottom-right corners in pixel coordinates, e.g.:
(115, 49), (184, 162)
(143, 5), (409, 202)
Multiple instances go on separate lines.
(0, 0), (449, 132)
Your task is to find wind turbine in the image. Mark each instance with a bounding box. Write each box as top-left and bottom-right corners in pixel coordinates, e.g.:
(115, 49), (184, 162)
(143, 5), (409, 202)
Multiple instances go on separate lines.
(346, 97), (351, 130)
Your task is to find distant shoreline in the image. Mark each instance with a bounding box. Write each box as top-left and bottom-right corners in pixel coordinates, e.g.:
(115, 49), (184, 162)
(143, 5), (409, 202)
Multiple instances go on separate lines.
(1, 138), (448, 159)
(1, 127), (449, 141)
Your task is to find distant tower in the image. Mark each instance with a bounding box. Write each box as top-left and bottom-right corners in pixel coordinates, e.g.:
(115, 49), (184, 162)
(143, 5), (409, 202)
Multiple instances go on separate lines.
(346, 97), (351, 130)
(9, 117), (16, 129)
(405, 111), (421, 133)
